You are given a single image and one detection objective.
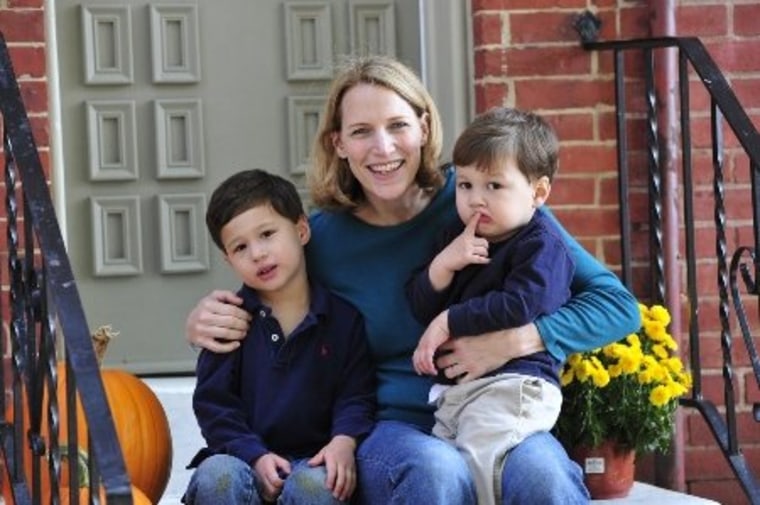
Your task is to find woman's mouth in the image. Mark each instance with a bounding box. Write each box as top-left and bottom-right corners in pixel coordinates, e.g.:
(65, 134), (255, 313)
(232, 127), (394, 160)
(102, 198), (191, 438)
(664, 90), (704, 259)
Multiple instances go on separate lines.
(368, 161), (402, 174)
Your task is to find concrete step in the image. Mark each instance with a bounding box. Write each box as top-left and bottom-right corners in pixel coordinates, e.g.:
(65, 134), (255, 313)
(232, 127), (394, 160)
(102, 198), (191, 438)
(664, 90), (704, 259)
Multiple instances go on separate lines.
(144, 377), (200, 505)
(144, 377), (720, 505)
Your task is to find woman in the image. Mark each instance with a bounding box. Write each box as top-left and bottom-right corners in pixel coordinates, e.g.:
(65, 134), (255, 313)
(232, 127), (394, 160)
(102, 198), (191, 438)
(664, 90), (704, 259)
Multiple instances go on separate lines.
(186, 55), (640, 504)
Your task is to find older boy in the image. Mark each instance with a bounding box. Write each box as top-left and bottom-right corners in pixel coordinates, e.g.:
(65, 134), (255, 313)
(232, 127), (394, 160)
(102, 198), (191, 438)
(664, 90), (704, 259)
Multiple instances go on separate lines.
(407, 107), (575, 505)
(184, 169), (375, 505)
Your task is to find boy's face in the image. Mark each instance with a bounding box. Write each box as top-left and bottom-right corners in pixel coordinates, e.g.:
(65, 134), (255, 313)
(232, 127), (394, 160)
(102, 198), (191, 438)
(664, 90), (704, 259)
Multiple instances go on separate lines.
(220, 203), (310, 299)
(455, 158), (550, 242)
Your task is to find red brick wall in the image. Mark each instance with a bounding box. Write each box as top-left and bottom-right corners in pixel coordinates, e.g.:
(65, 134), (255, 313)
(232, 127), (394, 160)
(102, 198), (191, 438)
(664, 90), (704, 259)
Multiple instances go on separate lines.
(0, 0), (48, 498)
(471, 1), (760, 504)
(0, 0), (49, 168)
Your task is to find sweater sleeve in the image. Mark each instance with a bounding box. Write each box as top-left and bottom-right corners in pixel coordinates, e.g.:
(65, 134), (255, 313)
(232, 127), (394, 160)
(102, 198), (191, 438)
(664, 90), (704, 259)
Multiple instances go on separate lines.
(534, 208), (641, 362)
(193, 349), (268, 465)
(406, 223), (463, 324)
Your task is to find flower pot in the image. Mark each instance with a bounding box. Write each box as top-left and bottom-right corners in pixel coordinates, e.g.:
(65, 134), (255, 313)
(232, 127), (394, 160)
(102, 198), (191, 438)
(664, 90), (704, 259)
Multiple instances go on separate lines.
(570, 440), (635, 499)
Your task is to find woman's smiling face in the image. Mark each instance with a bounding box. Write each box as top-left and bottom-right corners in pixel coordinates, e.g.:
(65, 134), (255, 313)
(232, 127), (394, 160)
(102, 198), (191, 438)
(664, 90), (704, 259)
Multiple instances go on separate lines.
(332, 83), (429, 204)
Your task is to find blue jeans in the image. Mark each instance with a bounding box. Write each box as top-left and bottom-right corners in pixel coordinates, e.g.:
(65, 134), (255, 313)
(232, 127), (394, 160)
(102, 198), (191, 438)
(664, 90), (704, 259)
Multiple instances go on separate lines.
(355, 420), (589, 504)
(183, 454), (346, 505)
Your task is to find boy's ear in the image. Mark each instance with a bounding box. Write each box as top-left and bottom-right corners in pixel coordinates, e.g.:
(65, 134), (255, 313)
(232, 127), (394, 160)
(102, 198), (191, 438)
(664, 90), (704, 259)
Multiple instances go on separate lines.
(297, 215), (311, 245)
(533, 176), (551, 207)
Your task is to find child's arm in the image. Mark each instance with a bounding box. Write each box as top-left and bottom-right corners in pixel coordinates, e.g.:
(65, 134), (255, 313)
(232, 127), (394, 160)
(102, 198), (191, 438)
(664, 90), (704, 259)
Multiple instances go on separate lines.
(407, 214), (489, 324)
(447, 229), (574, 338)
(192, 349), (269, 466)
(427, 213), (488, 290)
(323, 309), (375, 499)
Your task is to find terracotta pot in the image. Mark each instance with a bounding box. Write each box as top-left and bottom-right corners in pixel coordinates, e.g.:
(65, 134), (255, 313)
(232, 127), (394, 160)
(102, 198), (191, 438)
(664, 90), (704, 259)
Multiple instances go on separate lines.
(570, 440), (635, 499)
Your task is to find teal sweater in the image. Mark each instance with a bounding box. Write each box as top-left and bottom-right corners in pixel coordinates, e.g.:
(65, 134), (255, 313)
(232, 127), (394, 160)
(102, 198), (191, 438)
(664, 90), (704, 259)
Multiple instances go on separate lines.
(306, 167), (640, 430)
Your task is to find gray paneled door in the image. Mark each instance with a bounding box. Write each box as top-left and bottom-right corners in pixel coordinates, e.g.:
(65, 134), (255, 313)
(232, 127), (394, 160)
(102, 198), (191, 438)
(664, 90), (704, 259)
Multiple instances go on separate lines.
(53, 0), (471, 373)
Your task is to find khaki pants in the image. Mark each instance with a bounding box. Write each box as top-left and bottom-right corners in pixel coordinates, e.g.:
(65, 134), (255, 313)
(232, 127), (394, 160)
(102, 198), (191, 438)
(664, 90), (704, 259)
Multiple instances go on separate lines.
(432, 374), (562, 505)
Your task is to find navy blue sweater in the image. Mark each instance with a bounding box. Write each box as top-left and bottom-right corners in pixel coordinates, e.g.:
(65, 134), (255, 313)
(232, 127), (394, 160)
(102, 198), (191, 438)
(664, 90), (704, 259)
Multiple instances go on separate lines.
(190, 282), (376, 467)
(407, 211), (575, 386)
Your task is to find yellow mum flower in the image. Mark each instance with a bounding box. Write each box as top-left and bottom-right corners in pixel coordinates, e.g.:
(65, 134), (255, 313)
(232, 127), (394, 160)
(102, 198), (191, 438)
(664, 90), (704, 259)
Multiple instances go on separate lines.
(568, 353), (582, 367)
(576, 360), (594, 382)
(638, 368), (655, 384)
(560, 368), (575, 386)
(608, 363), (623, 378)
(662, 357), (683, 374)
(677, 370), (693, 389)
(650, 385), (671, 407)
(661, 334), (678, 351)
(626, 333), (641, 347)
(650, 304), (672, 326)
(592, 368), (611, 388)
(620, 352), (641, 374)
(652, 344), (669, 359)
(644, 320), (668, 341)
(603, 343), (624, 359)
(666, 381), (687, 397)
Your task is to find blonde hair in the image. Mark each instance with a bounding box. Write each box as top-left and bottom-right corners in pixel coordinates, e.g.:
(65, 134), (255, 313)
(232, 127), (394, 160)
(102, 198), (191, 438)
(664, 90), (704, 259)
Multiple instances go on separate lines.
(308, 55), (445, 211)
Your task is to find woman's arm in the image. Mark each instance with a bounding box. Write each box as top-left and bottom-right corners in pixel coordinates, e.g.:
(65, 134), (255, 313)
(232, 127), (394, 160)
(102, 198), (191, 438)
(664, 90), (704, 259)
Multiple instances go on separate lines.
(185, 290), (252, 352)
(535, 208), (641, 361)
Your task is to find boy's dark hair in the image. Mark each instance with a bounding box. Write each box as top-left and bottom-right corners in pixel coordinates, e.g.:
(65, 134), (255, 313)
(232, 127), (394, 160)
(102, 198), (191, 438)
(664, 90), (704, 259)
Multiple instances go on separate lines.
(206, 169), (305, 251)
(452, 107), (559, 182)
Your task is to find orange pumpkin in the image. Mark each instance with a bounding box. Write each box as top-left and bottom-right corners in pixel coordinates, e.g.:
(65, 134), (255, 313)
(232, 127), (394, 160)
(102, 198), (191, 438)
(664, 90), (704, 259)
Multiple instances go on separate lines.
(5, 361), (172, 504)
(60, 484), (152, 505)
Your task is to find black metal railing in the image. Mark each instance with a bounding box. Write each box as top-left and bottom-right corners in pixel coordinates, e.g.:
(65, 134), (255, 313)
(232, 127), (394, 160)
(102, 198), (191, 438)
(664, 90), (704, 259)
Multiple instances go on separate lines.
(575, 20), (760, 504)
(0, 33), (133, 504)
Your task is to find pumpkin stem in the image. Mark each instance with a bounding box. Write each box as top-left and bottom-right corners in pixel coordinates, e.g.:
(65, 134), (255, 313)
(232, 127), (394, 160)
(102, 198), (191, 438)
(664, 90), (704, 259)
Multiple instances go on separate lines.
(91, 325), (118, 366)
(59, 445), (91, 488)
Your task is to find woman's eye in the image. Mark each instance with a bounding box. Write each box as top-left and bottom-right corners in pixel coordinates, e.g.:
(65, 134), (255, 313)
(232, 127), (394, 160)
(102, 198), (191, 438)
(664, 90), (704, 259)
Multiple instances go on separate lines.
(350, 127), (370, 136)
(390, 121), (409, 130)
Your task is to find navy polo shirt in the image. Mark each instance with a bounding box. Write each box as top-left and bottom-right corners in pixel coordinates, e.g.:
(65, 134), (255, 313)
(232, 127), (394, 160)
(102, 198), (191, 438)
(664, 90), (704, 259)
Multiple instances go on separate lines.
(190, 281), (376, 467)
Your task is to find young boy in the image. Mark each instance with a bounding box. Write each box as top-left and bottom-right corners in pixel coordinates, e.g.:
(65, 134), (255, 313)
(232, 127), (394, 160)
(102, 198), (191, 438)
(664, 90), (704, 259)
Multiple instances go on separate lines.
(184, 169), (376, 505)
(407, 107), (575, 505)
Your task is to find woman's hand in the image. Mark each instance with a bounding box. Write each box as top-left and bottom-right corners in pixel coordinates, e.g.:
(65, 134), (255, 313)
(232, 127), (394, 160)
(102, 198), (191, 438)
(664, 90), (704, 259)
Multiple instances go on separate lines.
(435, 323), (545, 383)
(308, 435), (357, 501)
(185, 290), (252, 353)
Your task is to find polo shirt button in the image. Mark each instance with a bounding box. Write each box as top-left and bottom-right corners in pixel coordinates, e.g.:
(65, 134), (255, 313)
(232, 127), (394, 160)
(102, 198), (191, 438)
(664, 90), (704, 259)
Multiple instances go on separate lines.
(259, 310), (266, 317)
(271, 334), (279, 342)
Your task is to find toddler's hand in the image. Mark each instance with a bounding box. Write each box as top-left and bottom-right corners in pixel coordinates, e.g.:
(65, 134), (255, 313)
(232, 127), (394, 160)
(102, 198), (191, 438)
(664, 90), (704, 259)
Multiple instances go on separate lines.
(413, 311), (451, 375)
(437, 212), (490, 273)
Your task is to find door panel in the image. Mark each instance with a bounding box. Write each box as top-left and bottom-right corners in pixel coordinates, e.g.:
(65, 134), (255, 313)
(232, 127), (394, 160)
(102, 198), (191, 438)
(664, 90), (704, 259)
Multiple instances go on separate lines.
(54, 0), (468, 373)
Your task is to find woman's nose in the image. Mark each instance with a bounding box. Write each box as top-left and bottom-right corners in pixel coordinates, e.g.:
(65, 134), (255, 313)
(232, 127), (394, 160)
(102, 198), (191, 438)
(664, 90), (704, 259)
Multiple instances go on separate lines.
(372, 129), (394, 154)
